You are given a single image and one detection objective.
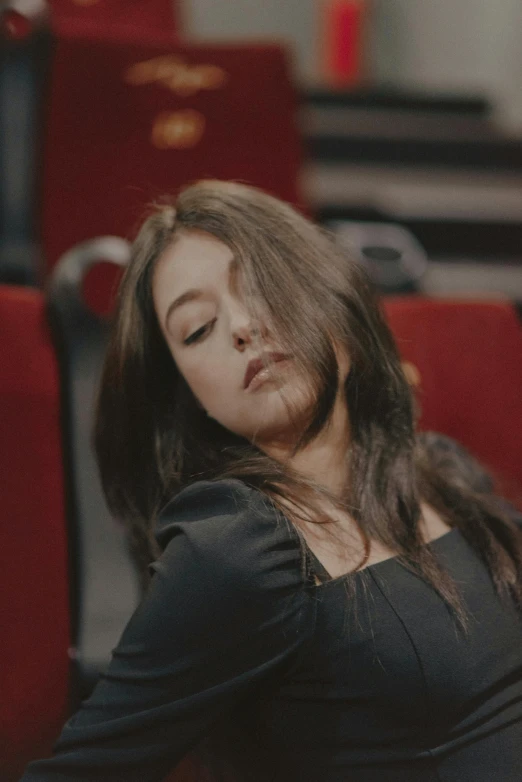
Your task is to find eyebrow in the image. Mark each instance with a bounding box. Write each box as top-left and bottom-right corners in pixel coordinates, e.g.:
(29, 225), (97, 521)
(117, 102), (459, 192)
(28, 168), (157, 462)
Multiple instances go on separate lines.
(164, 256), (239, 326)
(164, 288), (204, 326)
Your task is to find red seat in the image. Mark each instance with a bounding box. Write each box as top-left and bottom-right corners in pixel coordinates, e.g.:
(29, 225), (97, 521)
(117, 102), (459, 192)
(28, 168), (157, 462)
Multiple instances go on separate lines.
(46, 243), (205, 782)
(384, 297), (522, 504)
(48, 0), (179, 42)
(40, 38), (302, 275)
(0, 285), (71, 780)
(0, 266), (201, 779)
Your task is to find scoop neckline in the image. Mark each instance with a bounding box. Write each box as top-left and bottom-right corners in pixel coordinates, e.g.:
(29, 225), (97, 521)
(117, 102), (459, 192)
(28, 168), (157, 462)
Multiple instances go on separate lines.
(237, 480), (460, 591)
(308, 526), (460, 590)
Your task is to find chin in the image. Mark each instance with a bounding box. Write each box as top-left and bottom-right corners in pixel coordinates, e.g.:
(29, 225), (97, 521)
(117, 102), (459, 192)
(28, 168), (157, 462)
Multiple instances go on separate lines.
(214, 387), (314, 444)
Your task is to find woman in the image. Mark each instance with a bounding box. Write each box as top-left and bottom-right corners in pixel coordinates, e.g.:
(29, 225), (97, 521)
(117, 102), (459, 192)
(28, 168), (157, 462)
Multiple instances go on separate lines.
(21, 181), (522, 781)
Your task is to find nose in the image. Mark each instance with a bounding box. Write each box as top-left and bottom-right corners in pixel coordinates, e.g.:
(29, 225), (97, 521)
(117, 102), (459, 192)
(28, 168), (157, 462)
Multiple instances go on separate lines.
(231, 300), (270, 350)
(233, 320), (265, 350)
(229, 293), (270, 350)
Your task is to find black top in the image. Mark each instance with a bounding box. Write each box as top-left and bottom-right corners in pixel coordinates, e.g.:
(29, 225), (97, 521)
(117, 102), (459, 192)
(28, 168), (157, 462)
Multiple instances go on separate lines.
(21, 479), (522, 782)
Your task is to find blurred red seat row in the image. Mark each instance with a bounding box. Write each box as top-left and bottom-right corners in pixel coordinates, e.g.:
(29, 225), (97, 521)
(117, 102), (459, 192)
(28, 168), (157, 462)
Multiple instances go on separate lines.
(2, 0), (179, 43)
(40, 38), (302, 276)
(0, 27), (305, 778)
(48, 0), (179, 42)
(1, 14), (303, 285)
(27, 32), (302, 282)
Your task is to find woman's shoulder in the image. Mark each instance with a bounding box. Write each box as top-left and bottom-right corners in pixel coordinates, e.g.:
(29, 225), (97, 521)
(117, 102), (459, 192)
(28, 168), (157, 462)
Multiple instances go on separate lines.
(156, 479), (253, 535)
(154, 479), (306, 591)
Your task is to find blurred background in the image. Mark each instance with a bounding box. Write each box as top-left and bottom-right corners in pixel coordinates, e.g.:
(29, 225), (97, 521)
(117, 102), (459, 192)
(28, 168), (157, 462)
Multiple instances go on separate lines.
(1, 2), (521, 780)
(1, 0), (522, 294)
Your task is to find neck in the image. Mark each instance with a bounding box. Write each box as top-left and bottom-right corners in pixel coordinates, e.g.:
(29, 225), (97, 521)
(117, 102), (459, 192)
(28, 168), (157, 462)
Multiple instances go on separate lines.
(261, 392), (351, 497)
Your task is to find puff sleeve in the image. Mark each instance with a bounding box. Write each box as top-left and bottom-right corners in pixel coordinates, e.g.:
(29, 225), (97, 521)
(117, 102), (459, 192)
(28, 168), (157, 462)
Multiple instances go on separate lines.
(20, 480), (315, 781)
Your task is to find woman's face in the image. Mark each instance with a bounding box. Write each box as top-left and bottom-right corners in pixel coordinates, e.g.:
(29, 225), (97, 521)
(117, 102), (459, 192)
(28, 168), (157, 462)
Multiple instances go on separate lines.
(152, 230), (318, 446)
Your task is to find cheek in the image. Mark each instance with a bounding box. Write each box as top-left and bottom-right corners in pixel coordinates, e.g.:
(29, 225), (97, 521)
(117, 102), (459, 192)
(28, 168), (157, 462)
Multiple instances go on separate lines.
(334, 342), (351, 383)
(339, 353), (351, 382)
(177, 353), (232, 405)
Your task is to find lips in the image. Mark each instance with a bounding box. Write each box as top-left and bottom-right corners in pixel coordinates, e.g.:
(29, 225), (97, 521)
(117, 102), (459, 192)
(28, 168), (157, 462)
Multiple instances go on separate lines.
(243, 352), (291, 390)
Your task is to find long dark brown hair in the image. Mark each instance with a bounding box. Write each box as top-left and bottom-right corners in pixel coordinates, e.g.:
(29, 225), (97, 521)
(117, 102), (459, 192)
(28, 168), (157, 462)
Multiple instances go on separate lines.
(94, 180), (522, 626)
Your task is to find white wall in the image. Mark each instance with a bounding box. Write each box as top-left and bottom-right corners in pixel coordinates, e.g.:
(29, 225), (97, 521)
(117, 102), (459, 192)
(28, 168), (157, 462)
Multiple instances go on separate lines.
(372, 0), (500, 92)
(184, 0), (522, 133)
(371, 0), (522, 132)
(489, 0), (522, 132)
(184, 0), (316, 81)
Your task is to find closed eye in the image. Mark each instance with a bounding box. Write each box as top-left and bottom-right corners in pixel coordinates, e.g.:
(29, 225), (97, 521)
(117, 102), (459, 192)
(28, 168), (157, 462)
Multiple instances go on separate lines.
(183, 318), (217, 346)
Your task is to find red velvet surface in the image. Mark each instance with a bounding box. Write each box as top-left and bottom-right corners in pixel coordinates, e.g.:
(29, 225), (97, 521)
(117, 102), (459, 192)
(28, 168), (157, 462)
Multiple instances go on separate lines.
(0, 286), (71, 779)
(384, 297), (522, 504)
(41, 39), (302, 274)
(48, 0), (179, 42)
(81, 260), (124, 317)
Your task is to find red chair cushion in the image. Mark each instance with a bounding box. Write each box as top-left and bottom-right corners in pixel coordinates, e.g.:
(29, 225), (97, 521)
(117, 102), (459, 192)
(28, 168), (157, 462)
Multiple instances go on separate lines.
(48, 0), (179, 42)
(41, 38), (302, 274)
(0, 286), (71, 779)
(384, 297), (522, 503)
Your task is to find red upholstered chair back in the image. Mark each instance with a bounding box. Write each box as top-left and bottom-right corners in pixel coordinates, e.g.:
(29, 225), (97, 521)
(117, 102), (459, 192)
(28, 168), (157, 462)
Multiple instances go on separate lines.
(46, 243), (200, 782)
(0, 272), (196, 781)
(384, 297), (522, 504)
(40, 38), (302, 275)
(0, 285), (71, 780)
(48, 0), (179, 42)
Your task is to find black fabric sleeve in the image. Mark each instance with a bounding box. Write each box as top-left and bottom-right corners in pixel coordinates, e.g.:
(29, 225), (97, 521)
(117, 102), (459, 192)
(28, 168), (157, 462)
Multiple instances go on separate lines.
(20, 480), (315, 782)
